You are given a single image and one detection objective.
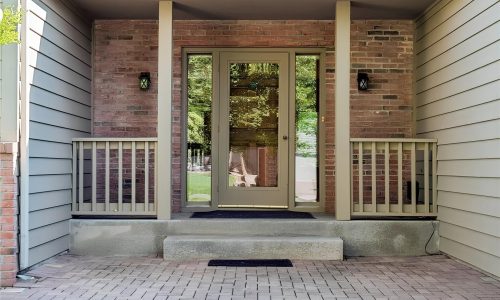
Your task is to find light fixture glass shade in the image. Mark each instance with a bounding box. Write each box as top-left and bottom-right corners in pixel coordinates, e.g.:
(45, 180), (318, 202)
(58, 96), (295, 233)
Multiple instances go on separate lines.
(357, 73), (369, 90)
(139, 72), (151, 90)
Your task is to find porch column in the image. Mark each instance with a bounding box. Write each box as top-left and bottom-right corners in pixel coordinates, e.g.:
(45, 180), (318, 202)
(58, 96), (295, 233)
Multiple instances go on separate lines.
(335, 0), (351, 220)
(157, 0), (173, 219)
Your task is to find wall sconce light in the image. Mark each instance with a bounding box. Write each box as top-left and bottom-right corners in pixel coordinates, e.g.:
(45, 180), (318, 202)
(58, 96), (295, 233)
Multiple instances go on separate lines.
(357, 72), (369, 91)
(139, 72), (151, 90)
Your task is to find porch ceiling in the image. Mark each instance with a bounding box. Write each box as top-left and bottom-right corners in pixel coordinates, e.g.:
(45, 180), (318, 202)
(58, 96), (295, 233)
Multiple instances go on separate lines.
(71, 0), (435, 20)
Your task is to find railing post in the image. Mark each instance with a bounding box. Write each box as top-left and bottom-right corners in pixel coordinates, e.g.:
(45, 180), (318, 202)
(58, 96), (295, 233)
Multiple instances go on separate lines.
(157, 0), (173, 220)
(335, 0), (351, 220)
(72, 142), (77, 212)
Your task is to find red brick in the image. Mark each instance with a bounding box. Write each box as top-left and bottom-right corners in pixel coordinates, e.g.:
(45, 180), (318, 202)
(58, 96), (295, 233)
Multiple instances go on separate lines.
(0, 143), (18, 287)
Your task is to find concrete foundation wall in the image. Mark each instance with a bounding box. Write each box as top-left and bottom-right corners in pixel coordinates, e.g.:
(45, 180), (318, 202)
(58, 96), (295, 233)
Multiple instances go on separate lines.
(70, 219), (439, 257)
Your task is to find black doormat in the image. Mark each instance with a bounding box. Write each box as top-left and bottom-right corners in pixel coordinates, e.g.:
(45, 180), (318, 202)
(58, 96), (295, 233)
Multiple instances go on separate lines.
(208, 259), (293, 267)
(191, 210), (314, 219)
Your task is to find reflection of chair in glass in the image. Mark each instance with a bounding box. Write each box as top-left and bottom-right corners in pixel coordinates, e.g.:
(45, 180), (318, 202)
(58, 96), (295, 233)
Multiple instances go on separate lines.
(240, 153), (257, 187)
(229, 151), (258, 187)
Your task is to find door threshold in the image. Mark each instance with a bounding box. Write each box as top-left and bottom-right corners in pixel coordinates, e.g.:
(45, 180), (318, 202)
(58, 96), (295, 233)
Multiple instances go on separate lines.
(218, 205), (288, 209)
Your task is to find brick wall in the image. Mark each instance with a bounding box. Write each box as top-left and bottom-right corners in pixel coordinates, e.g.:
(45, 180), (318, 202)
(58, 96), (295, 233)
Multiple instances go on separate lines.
(350, 20), (414, 138)
(0, 143), (18, 287)
(92, 19), (415, 214)
(93, 20), (159, 137)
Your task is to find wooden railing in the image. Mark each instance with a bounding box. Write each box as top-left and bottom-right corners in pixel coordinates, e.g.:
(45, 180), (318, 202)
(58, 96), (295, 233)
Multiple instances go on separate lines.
(72, 138), (158, 216)
(350, 138), (438, 217)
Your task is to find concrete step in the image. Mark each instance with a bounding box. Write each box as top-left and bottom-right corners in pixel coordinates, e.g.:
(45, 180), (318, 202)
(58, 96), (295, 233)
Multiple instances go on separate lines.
(163, 235), (343, 260)
(165, 217), (334, 236)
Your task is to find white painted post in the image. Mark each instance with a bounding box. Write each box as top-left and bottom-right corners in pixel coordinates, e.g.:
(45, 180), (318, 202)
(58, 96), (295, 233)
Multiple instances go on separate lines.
(335, 0), (351, 220)
(157, 0), (173, 219)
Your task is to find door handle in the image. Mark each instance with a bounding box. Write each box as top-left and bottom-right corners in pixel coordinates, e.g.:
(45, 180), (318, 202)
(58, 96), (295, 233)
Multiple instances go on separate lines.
(283, 135), (288, 140)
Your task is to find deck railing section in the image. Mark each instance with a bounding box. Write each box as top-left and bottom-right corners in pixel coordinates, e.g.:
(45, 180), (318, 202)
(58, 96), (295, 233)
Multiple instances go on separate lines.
(350, 138), (437, 217)
(72, 138), (158, 216)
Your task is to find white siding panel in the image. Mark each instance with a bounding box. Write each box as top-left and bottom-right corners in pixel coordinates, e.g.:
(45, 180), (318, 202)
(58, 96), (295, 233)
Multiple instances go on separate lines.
(26, 0), (91, 269)
(438, 176), (500, 198)
(416, 41), (500, 93)
(28, 67), (90, 105)
(415, 0), (497, 52)
(438, 206), (500, 237)
(29, 220), (70, 248)
(416, 81), (499, 119)
(29, 140), (72, 159)
(28, 204), (71, 230)
(416, 61), (500, 106)
(30, 104), (91, 132)
(416, 4), (499, 65)
(30, 122), (89, 143)
(28, 236), (70, 267)
(29, 158), (72, 175)
(437, 140), (500, 160)
(30, 86), (91, 119)
(0, 0), (20, 142)
(415, 0), (454, 27)
(418, 120), (499, 144)
(29, 48), (91, 92)
(416, 22), (500, 78)
(30, 0), (91, 51)
(29, 174), (72, 194)
(28, 30), (91, 78)
(416, 100), (500, 133)
(440, 237), (500, 277)
(438, 160), (500, 178)
(29, 190), (71, 212)
(28, 13), (90, 64)
(39, 0), (91, 38)
(415, 0), (472, 40)
(439, 222), (500, 257)
(438, 191), (500, 217)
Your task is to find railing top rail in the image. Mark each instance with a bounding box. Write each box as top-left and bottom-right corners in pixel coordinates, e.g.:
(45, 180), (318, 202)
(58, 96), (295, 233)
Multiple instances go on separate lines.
(350, 138), (437, 143)
(73, 137), (158, 142)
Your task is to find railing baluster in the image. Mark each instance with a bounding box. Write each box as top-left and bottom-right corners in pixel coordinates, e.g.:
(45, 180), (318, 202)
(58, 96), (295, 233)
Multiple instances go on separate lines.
(384, 142), (389, 213)
(154, 142), (158, 213)
(132, 141), (136, 212)
(105, 141), (110, 212)
(350, 142), (354, 213)
(92, 142), (97, 212)
(397, 142), (403, 214)
(424, 142), (429, 214)
(411, 142), (416, 214)
(371, 142), (376, 212)
(71, 138), (158, 216)
(145, 142), (149, 212)
(348, 138), (437, 217)
(358, 142), (363, 212)
(432, 142), (438, 214)
(72, 142), (77, 212)
(79, 141), (84, 211)
(118, 142), (123, 212)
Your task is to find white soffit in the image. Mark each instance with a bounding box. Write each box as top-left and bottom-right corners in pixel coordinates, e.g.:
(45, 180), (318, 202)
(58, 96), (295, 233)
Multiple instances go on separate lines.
(71, 0), (436, 20)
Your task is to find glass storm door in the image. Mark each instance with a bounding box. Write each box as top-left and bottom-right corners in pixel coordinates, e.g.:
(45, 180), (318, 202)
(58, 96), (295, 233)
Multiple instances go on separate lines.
(218, 52), (289, 208)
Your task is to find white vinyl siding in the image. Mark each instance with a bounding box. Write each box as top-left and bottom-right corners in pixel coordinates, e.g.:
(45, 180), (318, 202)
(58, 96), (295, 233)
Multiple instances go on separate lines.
(415, 0), (500, 277)
(25, 0), (91, 267)
(0, 0), (20, 142)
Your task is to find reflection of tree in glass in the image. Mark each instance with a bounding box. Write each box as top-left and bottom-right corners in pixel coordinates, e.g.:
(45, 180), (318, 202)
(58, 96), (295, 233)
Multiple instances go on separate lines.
(296, 56), (319, 157)
(187, 55), (212, 153)
(229, 63), (279, 130)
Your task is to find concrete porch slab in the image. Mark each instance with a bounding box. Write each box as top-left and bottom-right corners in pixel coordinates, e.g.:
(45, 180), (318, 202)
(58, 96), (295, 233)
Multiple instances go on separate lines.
(70, 215), (439, 257)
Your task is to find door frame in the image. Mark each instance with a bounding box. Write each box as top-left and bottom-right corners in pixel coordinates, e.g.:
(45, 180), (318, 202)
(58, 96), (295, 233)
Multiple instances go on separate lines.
(218, 51), (289, 208)
(181, 48), (326, 212)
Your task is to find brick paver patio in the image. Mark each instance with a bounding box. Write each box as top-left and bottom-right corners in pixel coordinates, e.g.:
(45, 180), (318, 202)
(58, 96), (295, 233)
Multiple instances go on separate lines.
(1, 254), (499, 299)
